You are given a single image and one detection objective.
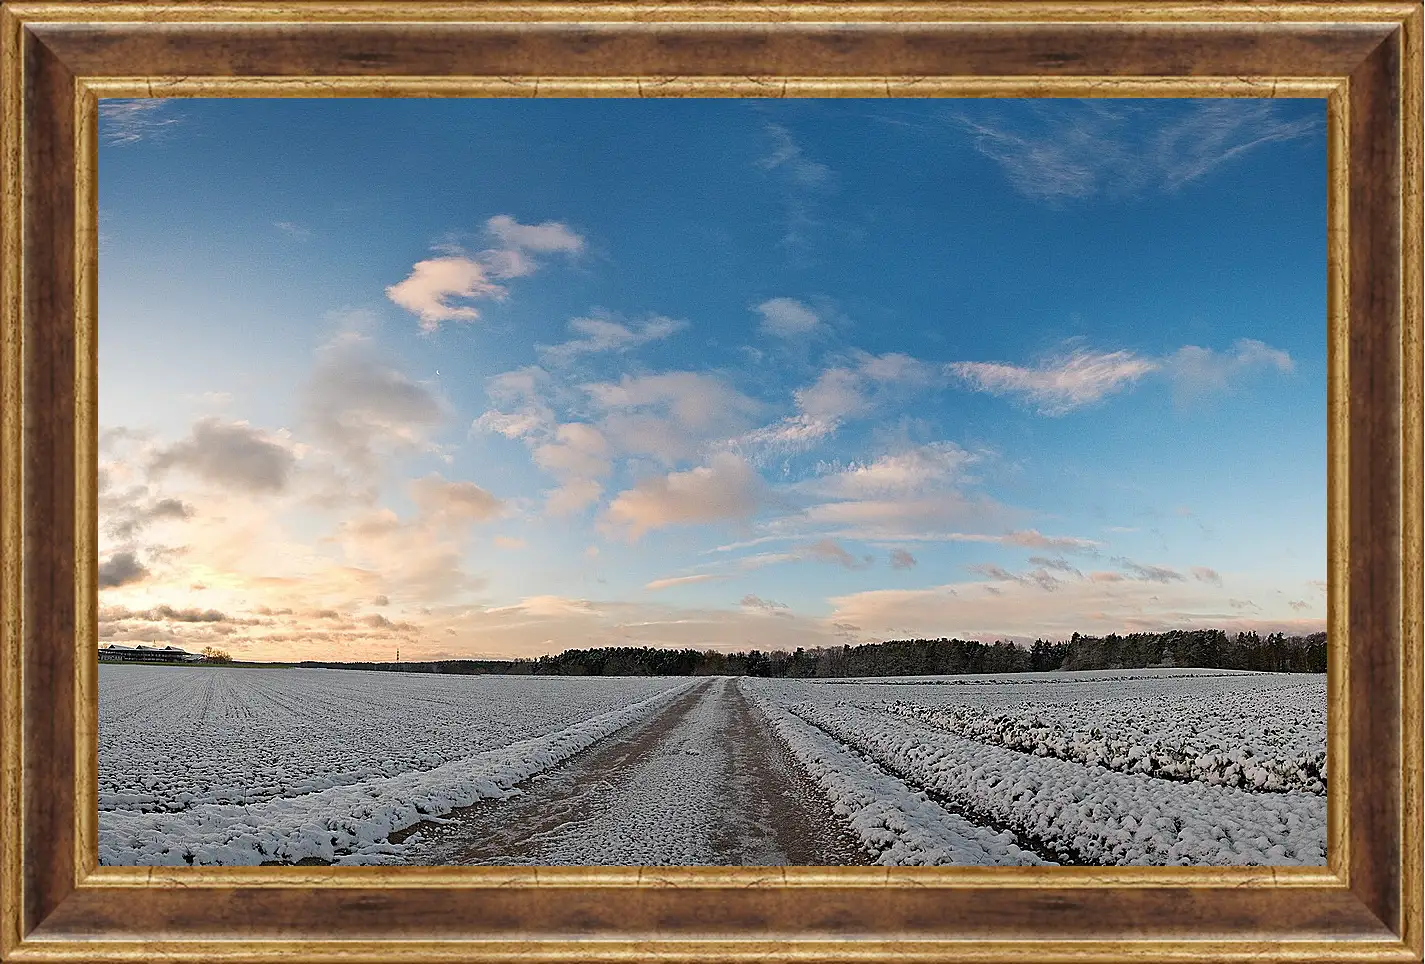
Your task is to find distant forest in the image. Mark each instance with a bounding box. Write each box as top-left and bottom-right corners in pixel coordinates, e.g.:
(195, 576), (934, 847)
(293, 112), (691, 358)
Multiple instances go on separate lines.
(298, 629), (1328, 678)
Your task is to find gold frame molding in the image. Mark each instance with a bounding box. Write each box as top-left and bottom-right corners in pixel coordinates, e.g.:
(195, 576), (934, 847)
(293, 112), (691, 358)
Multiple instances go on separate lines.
(0, 3), (1420, 961)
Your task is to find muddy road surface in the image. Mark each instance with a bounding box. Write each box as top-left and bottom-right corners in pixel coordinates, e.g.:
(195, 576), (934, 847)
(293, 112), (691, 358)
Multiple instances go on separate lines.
(401, 677), (869, 866)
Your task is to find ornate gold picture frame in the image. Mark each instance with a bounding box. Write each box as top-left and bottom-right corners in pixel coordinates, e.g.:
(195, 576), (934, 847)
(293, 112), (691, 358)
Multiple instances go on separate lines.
(1, 2), (1420, 960)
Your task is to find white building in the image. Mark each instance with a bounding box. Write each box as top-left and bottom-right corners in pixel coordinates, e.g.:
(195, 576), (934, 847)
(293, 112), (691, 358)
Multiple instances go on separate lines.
(99, 643), (205, 664)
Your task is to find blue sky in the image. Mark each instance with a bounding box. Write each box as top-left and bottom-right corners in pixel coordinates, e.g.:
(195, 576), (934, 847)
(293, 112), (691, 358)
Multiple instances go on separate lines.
(96, 97), (1327, 661)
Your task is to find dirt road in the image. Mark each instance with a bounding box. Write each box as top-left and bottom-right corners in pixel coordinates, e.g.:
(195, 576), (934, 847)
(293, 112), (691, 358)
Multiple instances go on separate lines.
(401, 677), (869, 866)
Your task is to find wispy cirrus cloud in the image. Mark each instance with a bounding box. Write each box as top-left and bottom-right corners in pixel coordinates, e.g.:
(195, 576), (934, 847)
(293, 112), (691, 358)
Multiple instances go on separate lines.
(733, 352), (937, 457)
(949, 340), (1295, 415)
(757, 123), (835, 257)
(273, 221), (312, 241)
(537, 314), (687, 366)
(948, 348), (1158, 416)
(644, 573), (730, 592)
(99, 100), (183, 145)
(956, 100), (1320, 203)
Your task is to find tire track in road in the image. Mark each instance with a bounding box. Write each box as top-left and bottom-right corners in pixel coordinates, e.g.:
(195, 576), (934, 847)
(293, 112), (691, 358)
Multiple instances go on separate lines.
(400, 677), (869, 866)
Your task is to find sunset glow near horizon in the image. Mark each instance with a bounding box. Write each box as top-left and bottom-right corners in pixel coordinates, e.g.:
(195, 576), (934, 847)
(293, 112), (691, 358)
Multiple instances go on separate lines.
(97, 98), (1327, 663)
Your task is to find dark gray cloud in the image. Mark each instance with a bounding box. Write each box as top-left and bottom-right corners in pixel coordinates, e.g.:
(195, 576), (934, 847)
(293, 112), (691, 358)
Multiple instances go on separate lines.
(802, 538), (872, 570)
(98, 551), (149, 589)
(1191, 566), (1223, 586)
(1113, 557), (1185, 584)
(1028, 555), (1081, 576)
(888, 548), (918, 570)
(147, 605), (230, 623)
(968, 561), (1060, 592)
(150, 418), (295, 493)
(740, 594), (790, 615)
(103, 496), (195, 540)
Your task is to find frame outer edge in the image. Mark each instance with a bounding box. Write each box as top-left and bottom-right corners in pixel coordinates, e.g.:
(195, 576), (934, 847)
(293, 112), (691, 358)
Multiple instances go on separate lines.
(0, 1), (1423, 23)
(4, 3), (1421, 959)
(1, 1), (28, 955)
(1398, 3), (1423, 957)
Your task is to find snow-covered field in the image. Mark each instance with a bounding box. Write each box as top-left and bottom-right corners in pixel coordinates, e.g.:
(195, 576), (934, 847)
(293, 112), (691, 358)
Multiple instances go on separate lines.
(98, 665), (1327, 867)
(98, 666), (694, 865)
(743, 670), (1327, 866)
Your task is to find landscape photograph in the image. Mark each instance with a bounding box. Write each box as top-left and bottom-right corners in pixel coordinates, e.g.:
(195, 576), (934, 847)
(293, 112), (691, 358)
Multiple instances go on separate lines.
(96, 96), (1328, 868)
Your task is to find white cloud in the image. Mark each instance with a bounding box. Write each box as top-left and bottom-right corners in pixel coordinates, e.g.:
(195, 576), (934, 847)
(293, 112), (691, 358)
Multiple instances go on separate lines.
(796, 367), (865, 423)
(538, 315), (687, 365)
(532, 423), (612, 517)
(408, 473), (504, 524)
(810, 442), (977, 499)
(485, 215), (585, 254)
(801, 492), (1001, 535)
(1001, 529), (1101, 554)
(584, 372), (762, 464)
(1165, 339), (1295, 403)
(733, 352), (942, 458)
(387, 216), (585, 331)
(385, 257), (506, 331)
(545, 479), (604, 517)
(948, 340), (1294, 415)
(532, 423), (611, 482)
(473, 367), (555, 441)
(584, 372), (758, 430)
(853, 351), (936, 384)
(949, 348), (1158, 416)
(306, 331), (448, 471)
(602, 453), (763, 541)
(830, 573), (1324, 644)
(643, 573), (729, 592)
(753, 298), (820, 338)
(332, 476), (504, 604)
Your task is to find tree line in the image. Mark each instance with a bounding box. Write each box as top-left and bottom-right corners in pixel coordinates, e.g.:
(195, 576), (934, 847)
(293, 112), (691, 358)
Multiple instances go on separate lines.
(297, 629), (1326, 678)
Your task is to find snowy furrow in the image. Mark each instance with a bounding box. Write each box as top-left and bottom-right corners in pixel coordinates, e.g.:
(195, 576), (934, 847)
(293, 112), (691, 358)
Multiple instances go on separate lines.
(877, 700), (1325, 795)
(741, 683), (1048, 867)
(788, 702), (1326, 867)
(99, 680), (699, 866)
(789, 673), (1325, 774)
(99, 667), (687, 812)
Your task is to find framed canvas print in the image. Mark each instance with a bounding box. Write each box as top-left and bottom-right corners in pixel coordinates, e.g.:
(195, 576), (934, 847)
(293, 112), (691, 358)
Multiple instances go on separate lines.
(0, 2), (1420, 962)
